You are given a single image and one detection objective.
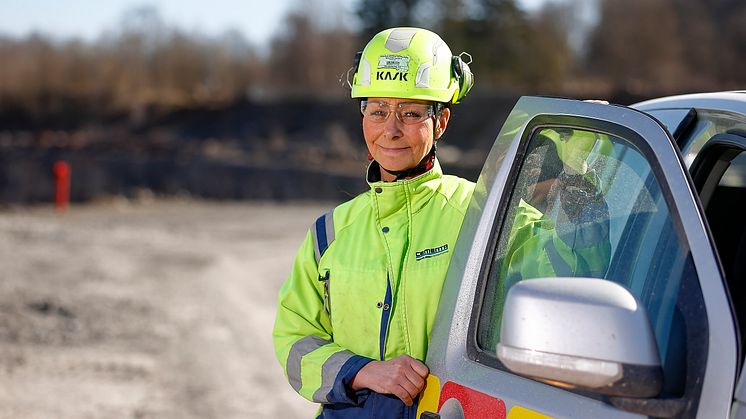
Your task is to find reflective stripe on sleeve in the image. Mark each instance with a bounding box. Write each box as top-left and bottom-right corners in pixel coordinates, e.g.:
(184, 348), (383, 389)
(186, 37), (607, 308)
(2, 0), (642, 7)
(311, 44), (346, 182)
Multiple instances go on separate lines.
(286, 335), (331, 392)
(311, 349), (356, 403)
(557, 218), (610, 249)
(544, 241), (574, 277)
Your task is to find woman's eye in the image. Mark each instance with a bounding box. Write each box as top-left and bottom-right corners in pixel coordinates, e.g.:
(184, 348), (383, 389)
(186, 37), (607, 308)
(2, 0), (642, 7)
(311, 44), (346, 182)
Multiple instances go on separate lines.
(370, 110), (387, 117)
(403, 111), (423, 118)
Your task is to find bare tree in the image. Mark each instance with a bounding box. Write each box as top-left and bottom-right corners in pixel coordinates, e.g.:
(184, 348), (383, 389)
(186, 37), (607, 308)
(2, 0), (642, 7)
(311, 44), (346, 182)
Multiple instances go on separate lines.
(268, 1), (358, 99)
(585, 0), (746, 93)
(0, 6), (265, 117)
(356, 0), (423, 41)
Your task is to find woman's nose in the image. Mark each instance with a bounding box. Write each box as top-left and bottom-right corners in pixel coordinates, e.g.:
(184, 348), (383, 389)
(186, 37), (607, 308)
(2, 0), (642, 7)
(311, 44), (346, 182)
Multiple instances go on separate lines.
(382, 112), (403, 137)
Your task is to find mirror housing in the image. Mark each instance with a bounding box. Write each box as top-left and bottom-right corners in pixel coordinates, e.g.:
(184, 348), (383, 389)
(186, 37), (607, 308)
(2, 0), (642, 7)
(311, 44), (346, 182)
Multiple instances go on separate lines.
(497, 277), (662, 398)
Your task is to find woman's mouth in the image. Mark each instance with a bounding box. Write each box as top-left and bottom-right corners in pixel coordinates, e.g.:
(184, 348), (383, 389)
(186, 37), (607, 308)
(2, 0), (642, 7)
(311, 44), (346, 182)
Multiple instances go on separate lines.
(378, 145), (410, 154)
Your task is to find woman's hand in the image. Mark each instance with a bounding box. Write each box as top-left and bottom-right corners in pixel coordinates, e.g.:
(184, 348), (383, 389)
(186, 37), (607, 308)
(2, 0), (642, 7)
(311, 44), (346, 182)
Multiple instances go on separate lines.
(350, 355), (429, 406)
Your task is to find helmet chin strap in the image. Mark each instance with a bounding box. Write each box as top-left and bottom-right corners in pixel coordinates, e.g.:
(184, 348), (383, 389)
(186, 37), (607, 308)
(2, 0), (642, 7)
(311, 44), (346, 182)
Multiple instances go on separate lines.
(380, 143), (437, 180)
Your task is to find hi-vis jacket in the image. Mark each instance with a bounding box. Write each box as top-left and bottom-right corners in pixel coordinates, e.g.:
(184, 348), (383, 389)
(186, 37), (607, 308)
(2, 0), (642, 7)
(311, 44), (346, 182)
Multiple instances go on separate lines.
(273, 160), (474, 418)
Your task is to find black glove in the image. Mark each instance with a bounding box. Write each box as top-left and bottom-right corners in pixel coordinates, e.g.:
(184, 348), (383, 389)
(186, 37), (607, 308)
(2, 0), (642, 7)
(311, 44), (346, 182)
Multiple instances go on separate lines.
(557, 171), (603, 220)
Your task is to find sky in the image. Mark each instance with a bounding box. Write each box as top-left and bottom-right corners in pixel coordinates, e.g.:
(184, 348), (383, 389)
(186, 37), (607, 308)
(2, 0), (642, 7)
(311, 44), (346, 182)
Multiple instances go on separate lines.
(0, 0), (549, 47)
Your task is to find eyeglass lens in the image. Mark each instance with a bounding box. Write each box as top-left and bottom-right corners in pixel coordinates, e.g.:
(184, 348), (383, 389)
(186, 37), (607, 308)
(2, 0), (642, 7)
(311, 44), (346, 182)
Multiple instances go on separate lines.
(361, 101), (433, 124)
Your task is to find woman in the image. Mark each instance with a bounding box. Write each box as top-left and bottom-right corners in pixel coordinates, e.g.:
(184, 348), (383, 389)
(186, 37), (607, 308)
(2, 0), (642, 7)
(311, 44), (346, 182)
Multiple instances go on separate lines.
(273, 27), (475, 418)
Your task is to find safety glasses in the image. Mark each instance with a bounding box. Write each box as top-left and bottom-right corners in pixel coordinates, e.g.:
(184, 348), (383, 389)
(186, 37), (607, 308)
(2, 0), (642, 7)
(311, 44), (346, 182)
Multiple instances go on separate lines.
(360, 100), (435, 125)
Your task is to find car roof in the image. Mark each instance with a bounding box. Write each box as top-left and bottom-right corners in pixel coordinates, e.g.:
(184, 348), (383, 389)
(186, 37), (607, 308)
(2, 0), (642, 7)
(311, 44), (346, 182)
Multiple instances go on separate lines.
(632, 91), (746, 114)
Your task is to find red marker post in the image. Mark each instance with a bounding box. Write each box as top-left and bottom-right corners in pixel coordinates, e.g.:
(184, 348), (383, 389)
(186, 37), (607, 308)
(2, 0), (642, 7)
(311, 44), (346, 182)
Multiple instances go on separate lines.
(53, 160), (70, 212)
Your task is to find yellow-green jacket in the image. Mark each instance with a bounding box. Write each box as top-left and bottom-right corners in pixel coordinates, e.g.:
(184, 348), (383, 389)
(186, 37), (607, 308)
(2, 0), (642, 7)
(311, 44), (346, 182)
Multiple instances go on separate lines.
(273, 160), (474, 416)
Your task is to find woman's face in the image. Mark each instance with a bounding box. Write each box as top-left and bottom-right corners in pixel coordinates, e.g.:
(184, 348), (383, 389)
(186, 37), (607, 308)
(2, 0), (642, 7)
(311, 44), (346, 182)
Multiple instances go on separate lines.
(362, 97), (450, 180)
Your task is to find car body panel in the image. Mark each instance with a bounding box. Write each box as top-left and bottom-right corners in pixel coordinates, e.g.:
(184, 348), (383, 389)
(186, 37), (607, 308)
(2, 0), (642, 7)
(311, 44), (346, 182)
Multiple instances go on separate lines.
(424, 96), (740, 418)
(633, 91), (746, 115)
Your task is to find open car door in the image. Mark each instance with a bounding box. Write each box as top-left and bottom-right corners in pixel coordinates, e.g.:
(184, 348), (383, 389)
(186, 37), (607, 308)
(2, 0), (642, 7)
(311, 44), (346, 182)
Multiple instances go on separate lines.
(422, 96), (738, 419)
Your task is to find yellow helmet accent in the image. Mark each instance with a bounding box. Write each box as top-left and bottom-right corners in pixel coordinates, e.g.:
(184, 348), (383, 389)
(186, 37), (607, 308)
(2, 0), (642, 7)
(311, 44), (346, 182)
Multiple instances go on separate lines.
(351, 27), (473, 104)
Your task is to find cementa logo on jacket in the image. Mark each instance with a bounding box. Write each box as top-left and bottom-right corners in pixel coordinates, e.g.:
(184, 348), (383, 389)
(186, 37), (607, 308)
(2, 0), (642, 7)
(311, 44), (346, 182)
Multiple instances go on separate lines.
(415, 244), (449, 261)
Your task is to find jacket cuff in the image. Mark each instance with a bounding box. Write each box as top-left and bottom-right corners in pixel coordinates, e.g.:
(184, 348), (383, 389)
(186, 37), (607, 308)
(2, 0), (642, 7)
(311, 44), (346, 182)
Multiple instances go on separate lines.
(324, 355), (375, 405)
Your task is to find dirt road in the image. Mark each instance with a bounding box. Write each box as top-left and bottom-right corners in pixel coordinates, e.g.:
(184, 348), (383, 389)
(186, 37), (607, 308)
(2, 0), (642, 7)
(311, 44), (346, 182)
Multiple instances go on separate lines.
(0, 200), (325, 418)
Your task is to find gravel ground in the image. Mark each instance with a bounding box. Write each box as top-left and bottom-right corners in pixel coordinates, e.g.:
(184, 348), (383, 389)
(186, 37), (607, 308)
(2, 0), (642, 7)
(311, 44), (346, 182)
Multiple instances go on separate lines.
(0, 200), (327, 419)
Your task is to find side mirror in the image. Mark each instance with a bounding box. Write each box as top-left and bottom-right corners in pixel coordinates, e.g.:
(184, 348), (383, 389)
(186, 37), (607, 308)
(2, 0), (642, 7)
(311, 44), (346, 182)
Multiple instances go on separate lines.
(497, 277), (662, 398)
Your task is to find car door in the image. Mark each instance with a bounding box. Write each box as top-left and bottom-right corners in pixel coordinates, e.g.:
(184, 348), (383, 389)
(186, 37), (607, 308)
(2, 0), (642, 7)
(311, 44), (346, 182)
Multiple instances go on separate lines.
(420, 96), (738, 419)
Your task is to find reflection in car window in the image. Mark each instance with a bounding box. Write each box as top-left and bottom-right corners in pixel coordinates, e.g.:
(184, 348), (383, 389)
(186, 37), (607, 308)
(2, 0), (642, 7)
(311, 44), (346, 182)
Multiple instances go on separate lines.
(721, 152), (746, 188)
(681, 110), (746, 167)
(477, 127), (697, 394)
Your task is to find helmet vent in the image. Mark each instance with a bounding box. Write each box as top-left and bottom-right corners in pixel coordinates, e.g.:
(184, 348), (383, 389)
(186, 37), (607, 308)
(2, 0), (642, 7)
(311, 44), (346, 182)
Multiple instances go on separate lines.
(385, 28), (417, 52)
(416, 63), (432, 88)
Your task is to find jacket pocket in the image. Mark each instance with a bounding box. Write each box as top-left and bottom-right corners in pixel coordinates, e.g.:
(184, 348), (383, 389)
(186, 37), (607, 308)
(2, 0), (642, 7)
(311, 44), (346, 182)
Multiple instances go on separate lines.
(327, 267), (387, 358)
(319, 392), (413, 419)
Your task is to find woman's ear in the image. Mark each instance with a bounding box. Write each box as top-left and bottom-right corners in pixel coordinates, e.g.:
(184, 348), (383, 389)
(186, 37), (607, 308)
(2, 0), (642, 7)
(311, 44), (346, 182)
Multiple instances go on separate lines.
(435, 107), (451, 140)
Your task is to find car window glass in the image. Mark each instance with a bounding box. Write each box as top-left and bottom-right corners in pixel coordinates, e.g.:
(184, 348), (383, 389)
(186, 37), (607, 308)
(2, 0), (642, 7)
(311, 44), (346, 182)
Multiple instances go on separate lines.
(476, 127), (697, 394)
(721, 151), (746, 188)
(708, 149), (746, 352)
(681, 110), (746, 167)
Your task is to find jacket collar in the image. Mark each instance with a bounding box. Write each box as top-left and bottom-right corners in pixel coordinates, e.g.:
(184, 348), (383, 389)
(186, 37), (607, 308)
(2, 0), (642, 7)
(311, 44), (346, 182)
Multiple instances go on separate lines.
(366, 159), (443, 219)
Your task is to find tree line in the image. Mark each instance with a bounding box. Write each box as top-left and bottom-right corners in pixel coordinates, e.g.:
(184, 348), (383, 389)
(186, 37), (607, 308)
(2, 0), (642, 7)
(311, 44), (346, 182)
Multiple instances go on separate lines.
(1, 0), (745, 119)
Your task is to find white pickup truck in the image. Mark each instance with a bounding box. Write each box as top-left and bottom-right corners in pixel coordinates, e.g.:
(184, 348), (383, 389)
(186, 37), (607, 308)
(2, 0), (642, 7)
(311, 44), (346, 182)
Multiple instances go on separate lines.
(418, 93), (746, 419)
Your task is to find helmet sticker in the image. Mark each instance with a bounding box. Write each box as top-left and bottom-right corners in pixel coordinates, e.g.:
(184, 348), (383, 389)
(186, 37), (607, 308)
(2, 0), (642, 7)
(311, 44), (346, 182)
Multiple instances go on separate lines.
(378, 55), (410, 72)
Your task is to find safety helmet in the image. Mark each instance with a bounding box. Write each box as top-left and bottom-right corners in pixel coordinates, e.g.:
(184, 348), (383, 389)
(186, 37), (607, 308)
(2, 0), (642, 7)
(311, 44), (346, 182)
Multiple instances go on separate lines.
(351, 27), (474, 104)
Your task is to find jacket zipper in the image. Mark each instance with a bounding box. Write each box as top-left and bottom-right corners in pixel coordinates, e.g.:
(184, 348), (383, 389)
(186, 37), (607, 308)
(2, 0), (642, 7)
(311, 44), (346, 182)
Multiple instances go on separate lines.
(378, 275), (393, 360)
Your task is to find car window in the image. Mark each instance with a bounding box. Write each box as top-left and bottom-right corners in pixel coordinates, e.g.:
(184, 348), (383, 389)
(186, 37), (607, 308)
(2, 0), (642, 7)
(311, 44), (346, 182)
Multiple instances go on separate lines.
(706, 147), (746, 357)
(680, 110), (746, 167)
(721, 151), (746, 188)
(476, 126), (698, 395)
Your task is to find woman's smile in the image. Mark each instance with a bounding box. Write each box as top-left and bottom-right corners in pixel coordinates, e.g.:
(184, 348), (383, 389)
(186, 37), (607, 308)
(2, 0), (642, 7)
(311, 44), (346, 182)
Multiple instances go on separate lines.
(377, 145), (411, 154)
